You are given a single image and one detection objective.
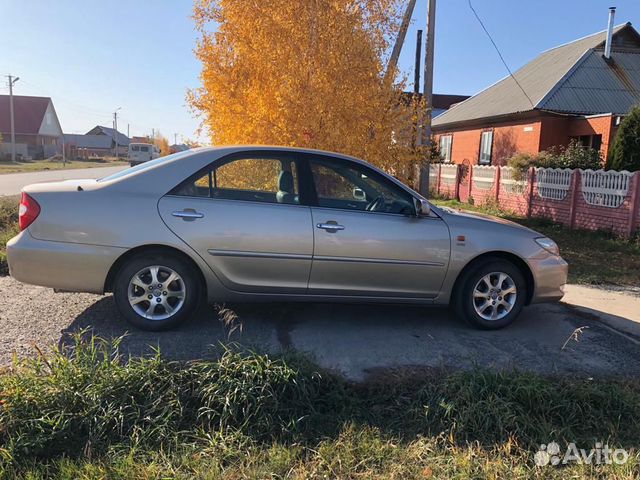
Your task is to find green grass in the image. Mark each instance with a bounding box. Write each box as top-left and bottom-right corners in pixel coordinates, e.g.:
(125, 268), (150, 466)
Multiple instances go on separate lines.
(1, 334), (639, 478)
(433, 198), (640, 287)
(0, 157), (126, 174)
(0, 196), (19, 275)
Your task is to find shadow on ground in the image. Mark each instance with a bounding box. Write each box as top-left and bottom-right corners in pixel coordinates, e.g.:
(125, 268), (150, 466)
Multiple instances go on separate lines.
(59, 295), (640, 381)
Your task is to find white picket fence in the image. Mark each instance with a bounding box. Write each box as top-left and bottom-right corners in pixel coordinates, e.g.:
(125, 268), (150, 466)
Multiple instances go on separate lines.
(581, 169), (633, 208)
(428, 164), (439, 189)
(432, 164), (637, 211)
(440, 163), (458, 186)
(500, 167), (528, 195)
(536, 168), (573, 201)
(472, 165), (495, 190)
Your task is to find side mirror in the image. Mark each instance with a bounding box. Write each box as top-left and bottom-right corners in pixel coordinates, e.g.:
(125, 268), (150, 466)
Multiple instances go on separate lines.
(353, 187), (366, 201)
(415, 198), (431, 217)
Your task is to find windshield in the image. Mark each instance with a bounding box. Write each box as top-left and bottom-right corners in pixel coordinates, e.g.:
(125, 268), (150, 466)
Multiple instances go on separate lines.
(99, 150), (193, 182)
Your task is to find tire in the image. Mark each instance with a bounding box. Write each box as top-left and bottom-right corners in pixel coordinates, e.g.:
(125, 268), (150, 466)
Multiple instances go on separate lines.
(113, 252), (202, 331)
(453, 259), (527, 330)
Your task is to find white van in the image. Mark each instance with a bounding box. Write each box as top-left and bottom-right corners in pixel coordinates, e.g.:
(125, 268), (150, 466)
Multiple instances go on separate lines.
(128, 143), (160, 166)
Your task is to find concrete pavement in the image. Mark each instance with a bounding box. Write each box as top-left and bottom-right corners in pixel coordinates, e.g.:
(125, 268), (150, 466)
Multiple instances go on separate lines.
(562, 284), (640, 341)
(0, 165), (126, 196)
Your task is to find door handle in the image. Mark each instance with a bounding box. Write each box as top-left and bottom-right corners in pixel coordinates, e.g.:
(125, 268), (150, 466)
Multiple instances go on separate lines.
(316, 222), (345, 231)
(172, 210), (204, 220)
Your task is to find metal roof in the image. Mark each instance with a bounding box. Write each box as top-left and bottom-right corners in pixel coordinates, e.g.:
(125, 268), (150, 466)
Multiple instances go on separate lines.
(0, 95), (51, 135)
(86, 125), (130, 146)
(63, 134), (113, 149)
(433, 23), (640, 128)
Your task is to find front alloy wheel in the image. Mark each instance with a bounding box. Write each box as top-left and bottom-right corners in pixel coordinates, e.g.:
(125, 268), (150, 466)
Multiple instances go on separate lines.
(472, 272), (517, 321)
(454, 259), (526, 330)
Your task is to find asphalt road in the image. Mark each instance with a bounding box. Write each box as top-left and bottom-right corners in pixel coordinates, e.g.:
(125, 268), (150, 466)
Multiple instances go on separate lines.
(1, 276), (638, 381)
(0, 165), (126, 196)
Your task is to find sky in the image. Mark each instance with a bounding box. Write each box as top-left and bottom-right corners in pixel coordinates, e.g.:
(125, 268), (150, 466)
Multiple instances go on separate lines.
(1, 0), (639, 144)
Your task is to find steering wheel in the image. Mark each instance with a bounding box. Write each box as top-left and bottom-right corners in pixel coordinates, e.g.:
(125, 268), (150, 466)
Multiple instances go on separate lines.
(366, 195), (385, 212)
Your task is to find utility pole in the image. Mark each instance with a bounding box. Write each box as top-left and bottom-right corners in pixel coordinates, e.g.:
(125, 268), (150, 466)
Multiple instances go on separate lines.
(385, 0), (418, 82)
(6, 75), (20, 163)
(127, 123), (130, 138)
(174, 133), (178, 145)
(414, 30), (422, 95)
(113, 107), (121, 158)
(412, 29), (423, 154)
(419, 0), (436, 196)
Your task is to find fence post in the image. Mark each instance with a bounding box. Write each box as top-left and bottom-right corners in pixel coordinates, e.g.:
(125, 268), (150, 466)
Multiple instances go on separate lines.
(526, 167), (535, 218)
(627, 172), (640, 237)
(454, 164), (460, 201)
(494, 166), (501, 203)
(468, 165), (474, 203)
(568, 169), (581, 229)
(436, 164), (442, 196)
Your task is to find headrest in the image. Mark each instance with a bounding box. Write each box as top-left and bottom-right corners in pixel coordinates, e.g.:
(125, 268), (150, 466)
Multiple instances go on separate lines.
(278, 170), (294, 192)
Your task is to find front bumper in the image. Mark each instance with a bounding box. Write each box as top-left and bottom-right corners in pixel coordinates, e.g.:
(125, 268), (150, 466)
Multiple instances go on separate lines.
(6, 230), (126, 294)
(528, 254), (568, 304)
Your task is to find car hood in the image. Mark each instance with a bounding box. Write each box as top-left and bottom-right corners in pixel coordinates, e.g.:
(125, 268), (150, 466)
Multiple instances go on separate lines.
(439, 206), (539, 236)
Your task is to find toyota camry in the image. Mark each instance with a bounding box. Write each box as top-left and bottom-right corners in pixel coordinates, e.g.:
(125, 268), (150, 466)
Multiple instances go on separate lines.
(7, 146), (568, 331)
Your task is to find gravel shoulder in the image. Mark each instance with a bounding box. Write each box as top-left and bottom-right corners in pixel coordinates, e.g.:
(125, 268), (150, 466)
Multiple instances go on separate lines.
(1, 276), (639, 381)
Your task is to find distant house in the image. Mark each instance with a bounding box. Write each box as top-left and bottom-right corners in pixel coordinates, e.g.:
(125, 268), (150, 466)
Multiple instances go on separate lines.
(431, 94), (470, 118)
(170, 143), (190, 154)
(0, 95), (63, 159)
(63, 134), (113, 158)
(86, 125), (130, 156)
(433, 22), (640, 165)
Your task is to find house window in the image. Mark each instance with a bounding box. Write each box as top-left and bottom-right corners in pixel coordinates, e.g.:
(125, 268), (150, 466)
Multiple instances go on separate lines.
(479, 130), (493, 165)
(571, 134), (602, 151)
(439, 135), (453, 162)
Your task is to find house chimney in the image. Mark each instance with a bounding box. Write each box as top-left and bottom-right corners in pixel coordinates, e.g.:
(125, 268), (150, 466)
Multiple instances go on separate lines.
(604, 6), (616, 59)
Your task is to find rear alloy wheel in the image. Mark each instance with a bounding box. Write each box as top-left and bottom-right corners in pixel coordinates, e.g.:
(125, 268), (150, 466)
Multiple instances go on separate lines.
(113, 253), (201, 331)
(454, 259), (526, 330)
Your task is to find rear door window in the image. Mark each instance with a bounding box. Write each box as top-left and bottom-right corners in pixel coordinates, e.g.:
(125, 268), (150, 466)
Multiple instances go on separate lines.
(171, 155), (300, 205)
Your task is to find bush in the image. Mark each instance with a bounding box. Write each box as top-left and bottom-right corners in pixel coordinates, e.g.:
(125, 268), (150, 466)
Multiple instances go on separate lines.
(0, 196), (19, 275)
(508, 140), (602, 177)
(607, 106), (640, 171)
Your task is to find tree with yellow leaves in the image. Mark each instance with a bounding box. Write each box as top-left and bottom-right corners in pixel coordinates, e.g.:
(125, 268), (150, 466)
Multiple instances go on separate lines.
(189, 0), (429, 184)
(153, 133), (171, 157)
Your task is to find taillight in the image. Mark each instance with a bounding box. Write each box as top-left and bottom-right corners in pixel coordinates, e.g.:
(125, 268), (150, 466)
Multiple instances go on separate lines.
(19, 192), (41, 231)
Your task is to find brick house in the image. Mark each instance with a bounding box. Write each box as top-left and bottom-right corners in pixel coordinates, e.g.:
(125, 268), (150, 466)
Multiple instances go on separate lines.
(0, 95), (63, 159)
(432, 22), (640, 166)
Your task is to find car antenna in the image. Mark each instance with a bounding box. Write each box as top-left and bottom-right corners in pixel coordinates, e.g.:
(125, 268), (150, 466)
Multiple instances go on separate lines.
(77, 185), (84, 191)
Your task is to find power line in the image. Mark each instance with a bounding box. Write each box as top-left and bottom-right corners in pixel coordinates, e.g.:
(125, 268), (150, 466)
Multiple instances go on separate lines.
(467, 0), (535, 108)
(16, 79), (114, 116)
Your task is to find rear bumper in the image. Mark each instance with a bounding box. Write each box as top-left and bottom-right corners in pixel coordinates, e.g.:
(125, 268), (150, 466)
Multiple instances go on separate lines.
(6, 230), (126, 294)
(529, 254), (568, 304)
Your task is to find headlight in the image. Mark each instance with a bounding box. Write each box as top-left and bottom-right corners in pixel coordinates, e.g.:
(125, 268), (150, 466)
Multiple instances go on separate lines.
(535, 237), (559, 255)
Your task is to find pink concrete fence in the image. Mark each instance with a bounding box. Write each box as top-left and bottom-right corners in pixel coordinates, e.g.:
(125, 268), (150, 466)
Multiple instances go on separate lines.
(428, 164), (640, 238)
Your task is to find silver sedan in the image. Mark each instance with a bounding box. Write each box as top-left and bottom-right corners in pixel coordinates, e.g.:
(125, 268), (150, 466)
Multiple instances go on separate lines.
(7, 146), (567, 331)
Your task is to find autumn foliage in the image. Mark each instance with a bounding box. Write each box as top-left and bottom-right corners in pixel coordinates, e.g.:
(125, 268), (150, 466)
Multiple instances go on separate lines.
(189, 0), (428, 183)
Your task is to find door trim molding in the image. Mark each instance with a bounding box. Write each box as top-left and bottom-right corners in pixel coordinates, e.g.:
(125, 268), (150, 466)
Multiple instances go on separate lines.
(207, 249), (444, 267)
(313, 255), (445, 267)
(208, 249), (312, 260)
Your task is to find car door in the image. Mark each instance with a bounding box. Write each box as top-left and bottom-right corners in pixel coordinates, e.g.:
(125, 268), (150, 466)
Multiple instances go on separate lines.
(158, 153), (313, 294)
(305, 155), (450, 298)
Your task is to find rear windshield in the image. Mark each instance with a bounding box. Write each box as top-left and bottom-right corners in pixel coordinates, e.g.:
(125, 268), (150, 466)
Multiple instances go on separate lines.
(99, 150), (193, 182)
